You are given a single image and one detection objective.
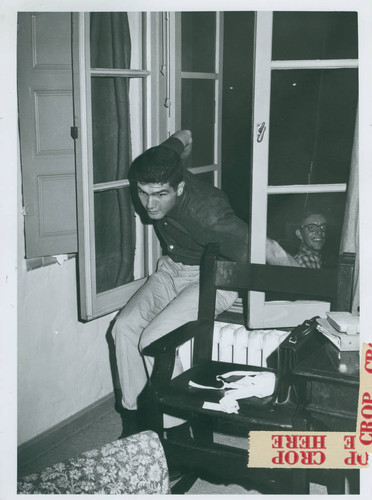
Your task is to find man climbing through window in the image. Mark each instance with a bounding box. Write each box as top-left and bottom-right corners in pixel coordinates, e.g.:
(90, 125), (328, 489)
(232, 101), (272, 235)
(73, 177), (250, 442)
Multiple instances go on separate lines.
(112, 130), (298, 439)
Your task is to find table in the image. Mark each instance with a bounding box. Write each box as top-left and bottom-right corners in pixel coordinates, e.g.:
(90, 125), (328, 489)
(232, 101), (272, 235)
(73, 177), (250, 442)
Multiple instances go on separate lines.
(292, 341), (360, 493)
(293, 341), (359, 431)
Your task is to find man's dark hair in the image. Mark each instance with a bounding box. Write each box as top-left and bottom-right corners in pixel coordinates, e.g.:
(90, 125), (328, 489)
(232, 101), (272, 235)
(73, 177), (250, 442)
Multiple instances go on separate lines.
(128, 146), (183, 189)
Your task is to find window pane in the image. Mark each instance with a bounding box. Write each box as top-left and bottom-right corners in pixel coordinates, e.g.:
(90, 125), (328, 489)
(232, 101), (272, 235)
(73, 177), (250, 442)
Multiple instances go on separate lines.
(128, 12), (144, 69)
(272, 12), (358, 60)
(94, 187), (135, 294)
(267, 192), (347, 268)
(182, 12), (216, 73)
(222, 11), (255, 223)
(91, 77), (132, 184)
(268, 69), (358, 186)
(193, 171), (214, 185)
(90, 12), (138, 69)
(181, 79), (215, 167)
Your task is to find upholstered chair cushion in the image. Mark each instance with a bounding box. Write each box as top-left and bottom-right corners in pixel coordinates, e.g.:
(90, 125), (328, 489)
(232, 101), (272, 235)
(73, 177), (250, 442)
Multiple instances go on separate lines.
(17, 430), (170, 495)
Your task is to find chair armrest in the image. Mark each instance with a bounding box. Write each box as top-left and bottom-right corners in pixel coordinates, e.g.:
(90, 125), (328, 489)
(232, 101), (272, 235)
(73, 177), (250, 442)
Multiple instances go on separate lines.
(142, 319), (211, 356)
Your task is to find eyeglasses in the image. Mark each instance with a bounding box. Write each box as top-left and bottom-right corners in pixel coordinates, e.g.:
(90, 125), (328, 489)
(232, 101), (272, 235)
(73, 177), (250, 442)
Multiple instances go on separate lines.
(301, 223), (327, 233)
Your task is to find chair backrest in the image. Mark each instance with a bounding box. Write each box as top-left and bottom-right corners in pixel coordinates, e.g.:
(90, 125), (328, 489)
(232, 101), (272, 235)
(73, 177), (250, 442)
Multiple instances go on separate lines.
(194, 243), (355, 365)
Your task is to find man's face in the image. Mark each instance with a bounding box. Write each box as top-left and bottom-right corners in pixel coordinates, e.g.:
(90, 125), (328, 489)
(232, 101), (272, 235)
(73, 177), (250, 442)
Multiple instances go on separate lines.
(296, 213), (327, 253)
(137, 181), (184, 220)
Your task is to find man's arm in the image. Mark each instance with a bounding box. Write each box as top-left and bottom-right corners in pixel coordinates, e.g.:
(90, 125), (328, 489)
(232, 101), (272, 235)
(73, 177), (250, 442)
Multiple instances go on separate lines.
(266, 238), (300, 267)
(158, 130), (192, 164)
(172, 130), (192, 161)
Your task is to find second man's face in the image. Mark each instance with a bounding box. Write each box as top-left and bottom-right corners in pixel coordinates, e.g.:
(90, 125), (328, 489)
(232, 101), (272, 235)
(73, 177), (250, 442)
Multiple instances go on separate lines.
(297, 213), (327, 252)
(137, 181), (184, 220)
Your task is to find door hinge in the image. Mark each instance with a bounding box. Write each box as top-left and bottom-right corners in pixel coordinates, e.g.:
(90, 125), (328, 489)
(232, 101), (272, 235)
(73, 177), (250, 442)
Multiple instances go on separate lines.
(21, 204), (34, 216)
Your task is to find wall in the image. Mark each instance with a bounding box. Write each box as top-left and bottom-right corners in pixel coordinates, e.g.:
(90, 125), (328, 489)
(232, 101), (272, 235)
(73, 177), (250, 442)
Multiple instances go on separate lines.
(17, 162), (117, 445)
(16, 12), (158, 446)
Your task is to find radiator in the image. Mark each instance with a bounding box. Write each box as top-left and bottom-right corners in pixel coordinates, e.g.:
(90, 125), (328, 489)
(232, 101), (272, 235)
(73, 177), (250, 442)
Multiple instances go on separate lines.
(178, 321), (290, 370)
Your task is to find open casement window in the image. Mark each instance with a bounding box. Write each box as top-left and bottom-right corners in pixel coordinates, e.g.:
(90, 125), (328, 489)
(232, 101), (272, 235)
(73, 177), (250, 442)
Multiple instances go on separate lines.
(249, 11), (358, 328)
(169, 12), (224, 187)
(72, 12), (164, 321)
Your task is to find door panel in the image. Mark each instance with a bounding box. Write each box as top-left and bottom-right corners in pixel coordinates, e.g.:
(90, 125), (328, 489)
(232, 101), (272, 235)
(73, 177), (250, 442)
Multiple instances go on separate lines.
(35, 90), (74, 155)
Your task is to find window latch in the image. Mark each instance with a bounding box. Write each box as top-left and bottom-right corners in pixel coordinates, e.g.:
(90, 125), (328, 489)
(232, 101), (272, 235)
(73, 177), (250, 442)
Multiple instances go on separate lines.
(257, 122), (266, 143)
(70, 126), (79, 140)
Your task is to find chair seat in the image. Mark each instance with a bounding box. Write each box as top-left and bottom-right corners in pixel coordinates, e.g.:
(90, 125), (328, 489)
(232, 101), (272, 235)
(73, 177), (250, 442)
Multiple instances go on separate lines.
(158, 360), (296, 430)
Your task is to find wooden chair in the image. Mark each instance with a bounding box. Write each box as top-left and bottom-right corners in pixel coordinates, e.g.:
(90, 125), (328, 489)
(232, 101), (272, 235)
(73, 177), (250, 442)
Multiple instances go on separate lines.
(143, 243), (355, 494)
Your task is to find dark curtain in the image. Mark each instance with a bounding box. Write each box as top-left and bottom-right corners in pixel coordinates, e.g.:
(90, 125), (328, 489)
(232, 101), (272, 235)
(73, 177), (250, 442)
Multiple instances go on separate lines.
(90, 13), (135, 293)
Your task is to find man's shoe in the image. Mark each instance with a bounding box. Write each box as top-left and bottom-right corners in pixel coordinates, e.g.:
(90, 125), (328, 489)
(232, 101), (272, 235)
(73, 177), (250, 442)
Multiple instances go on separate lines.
(118, 409), (139, 439)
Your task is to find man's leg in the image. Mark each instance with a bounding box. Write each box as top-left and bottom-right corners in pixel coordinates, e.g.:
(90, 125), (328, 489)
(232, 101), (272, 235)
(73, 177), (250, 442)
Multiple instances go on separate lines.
(113, 256), (236, 433)
(139, 275), (237, 427)
(139, 286), (237, 352)
(112, 257), (179, 412)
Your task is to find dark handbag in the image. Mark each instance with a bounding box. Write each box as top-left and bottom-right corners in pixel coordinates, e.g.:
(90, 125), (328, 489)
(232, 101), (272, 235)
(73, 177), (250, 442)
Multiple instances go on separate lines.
(276, 316), (327, 404)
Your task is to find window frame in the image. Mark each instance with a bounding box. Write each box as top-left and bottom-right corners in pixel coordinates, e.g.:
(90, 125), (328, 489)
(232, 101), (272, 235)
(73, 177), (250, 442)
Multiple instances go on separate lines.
(168, 11), (224, 367)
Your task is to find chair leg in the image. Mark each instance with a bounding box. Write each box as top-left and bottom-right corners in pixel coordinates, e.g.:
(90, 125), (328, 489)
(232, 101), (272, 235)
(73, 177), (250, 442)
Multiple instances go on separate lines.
(171, 472), (199, 494)
(143, 387), (164, 436)
(190, 413), (213, 446)
(326, 470), (346, 494)
(346, 470), (359, 494)
(291, 469), (310, 494)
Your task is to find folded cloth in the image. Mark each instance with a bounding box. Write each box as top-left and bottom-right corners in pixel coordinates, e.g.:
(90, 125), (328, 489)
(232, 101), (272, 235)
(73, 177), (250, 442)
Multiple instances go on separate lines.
(189, 370), (274, 390)
(191, 370), (276, 414)
(219, 371), (276, 413)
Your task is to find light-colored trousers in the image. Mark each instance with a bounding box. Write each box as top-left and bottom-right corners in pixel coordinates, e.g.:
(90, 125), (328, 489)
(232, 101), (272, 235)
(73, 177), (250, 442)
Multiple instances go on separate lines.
(112, 255), (237, 417)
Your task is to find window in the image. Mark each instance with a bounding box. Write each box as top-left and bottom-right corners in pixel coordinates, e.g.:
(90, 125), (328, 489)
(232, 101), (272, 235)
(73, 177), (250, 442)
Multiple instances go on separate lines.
(249, 11), (358, 327)
(72, 12), (167, 320)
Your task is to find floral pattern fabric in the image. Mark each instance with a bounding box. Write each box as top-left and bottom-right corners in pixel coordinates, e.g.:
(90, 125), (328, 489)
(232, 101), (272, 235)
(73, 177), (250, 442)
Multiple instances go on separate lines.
(17, 430), (170, 495)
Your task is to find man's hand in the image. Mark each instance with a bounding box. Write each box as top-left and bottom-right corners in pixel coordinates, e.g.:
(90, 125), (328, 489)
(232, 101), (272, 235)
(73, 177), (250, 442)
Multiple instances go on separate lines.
(172, 130), (192, 160)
